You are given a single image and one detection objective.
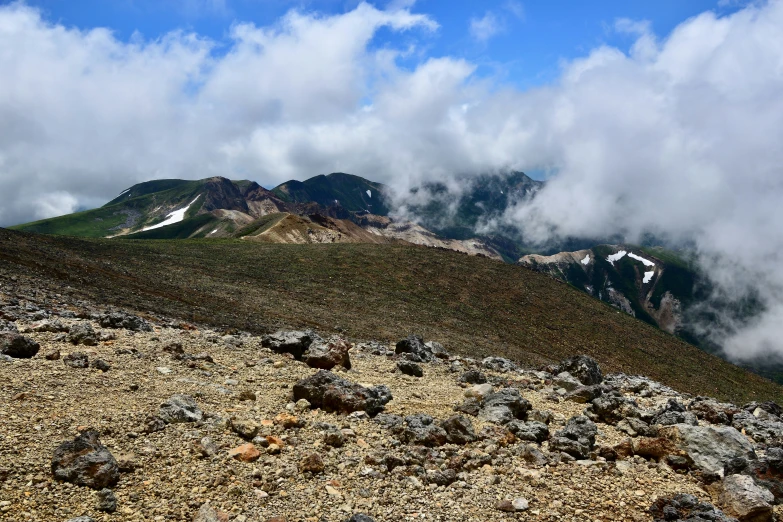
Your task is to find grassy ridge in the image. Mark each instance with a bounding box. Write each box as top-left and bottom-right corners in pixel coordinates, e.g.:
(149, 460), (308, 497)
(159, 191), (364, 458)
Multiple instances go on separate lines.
(0, 227), (779, 403)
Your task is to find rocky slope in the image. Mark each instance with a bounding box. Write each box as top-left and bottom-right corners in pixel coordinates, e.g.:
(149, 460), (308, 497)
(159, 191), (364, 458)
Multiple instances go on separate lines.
(1, 275), (783, 521)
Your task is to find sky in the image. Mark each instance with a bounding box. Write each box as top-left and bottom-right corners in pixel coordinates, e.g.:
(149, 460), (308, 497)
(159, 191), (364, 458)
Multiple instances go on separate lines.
(2, 0), (783, 361)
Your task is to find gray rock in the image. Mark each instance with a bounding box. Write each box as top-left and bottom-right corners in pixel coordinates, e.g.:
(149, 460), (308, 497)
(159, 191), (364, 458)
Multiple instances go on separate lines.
(98, 311), (152, 332)
(658, 424), (756, 477)
(718, 474), (773, 522)
(292, 370), (392, 416)
(650, 494), (737, 522)
(96, 488), (117, 513)
(426, 468), (457, 486)
(479, 388), (531, 425)
(732, 411), (783, 444)
(587, 394), (641, 425)
(90, 359), (111, 372)
(482, 356), (517, 372)
(397, 414), (447, 446)
(63, 352), (89, 368)
(0, 319), (18, 333)
(440, 415), (477, 444)
(0, 332), (39, 358)
(323, 426), (345, 447)
(458, 369), (487, 384)
(262, 329), (319, 359)
(454, 397), (481, 416)
(346, 515), (376, 522)
(67, 323), (98, 346)
(564, 384), (603, 403)
(555, 355), (603, 385)
(653, 410), (699, 427)
(395, 335), (434, 362)
(373, 413), (403, 429)
(507, 420), (549, 443)
(689, 397), (740, 426)
(66, 518), (96, 522)
(397, 360), (423, 377)
(159, 394), (203, 423)
(549, 415), (597, 459)
(51, 431), (119, 490)
(617, 417), (657, 438)
(424, 341), (450, 359)
(553, 372), (582, 392)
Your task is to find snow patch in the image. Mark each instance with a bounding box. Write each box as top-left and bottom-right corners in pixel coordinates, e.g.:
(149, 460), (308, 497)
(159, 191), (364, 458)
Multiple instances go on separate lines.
(606, 251), (627, 264)
(210, 229), (218, 234)
(643, 271), (654, 284)
(118, 188), (130, 196)
(366, 189), (372, 198)
(581, 254), (590, 265)
(141, 195), (201, 232)
(628, 252), (655, 267)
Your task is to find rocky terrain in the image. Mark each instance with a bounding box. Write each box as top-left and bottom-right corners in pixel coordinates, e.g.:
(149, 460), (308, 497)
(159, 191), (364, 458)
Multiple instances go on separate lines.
(2, 278), (782, 521)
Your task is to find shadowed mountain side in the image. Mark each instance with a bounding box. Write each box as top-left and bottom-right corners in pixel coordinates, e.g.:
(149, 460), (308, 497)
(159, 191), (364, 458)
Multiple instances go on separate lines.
(0, 228), (778, 403)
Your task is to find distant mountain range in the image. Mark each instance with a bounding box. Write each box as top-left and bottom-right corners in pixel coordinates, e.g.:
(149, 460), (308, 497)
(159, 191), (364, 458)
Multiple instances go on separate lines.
(10, 170), (782, 384)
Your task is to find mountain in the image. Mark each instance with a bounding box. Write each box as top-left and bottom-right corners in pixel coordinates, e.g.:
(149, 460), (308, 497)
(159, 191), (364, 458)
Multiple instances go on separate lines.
(272, 172), (391, 215)
(11, 174), (501, 259)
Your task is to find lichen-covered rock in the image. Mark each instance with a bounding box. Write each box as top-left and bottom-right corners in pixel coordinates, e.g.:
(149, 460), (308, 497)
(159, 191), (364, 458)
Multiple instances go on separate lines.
(51, 431), (119, 490)
(292, 370), (392, 416)
(0, 332), (39, 358)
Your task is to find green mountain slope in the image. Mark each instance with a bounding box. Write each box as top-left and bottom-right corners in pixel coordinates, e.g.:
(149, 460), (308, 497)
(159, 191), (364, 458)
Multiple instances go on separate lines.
(273, 172), (390, 215)
(0, 227), (779, 403)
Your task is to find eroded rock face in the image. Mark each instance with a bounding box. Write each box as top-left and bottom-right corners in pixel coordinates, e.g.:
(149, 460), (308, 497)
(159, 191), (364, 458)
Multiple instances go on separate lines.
(159, 394), (203, 424)
(0, 332), (39, 358)
(51, 431), (119, 490)
(717, 474), (773, 522)
(649, 494), (737, 522)
(658, 424), (756, 478)
(262, 330), (319, 359)
(302, 338), (351, 370)
(292, 370), (392, 416)
(549, 416), (597, 459)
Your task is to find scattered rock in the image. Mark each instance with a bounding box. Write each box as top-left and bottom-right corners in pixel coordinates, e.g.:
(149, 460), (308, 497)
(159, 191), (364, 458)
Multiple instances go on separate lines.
(96, 488), (117, 513)
(395, 335), (434, 362)
(67, 323), (98, 346)
(63, 351), (89, 368)
(51, 431), (120, 490)
(482, 356), (517, 372)
(658, 424), (756, 477)
(90, 358), (111, 372)
(424, 341), (450, 359)
(299, 453), (325, 474)
(159, 394), (203, 424)
(478, 388), (531, 425)
(650, 494), (736, 522)
(0, 332), (40, 358)
(292, 370), (392, 416)
(549, 415), (597, 459)
(345, 515), (375, 522)
(458, 369), (487, 384)
(98, 311), (152, 332)
(230, 418), (260, 440)
(440, 415), (477, 444)
(496, 498), (529, 512)
(193, 502), (223, 522)
(228, 444), (261, 463)
(397, 360), (423, 377)
(507, 420), (549, 443)
(302, 338), (352, 370)
(396, 414), (447, 447)
(262, 330), (318, 359)
(555, 355), (603, 385)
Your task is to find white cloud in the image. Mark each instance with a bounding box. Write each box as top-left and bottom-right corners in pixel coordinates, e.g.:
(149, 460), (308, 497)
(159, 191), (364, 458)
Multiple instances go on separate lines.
(1, 0), (783, 361)
(469, 11), (502, 42)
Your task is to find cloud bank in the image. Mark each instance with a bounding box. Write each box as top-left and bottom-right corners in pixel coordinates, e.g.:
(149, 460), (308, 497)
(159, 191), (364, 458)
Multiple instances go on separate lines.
(1, 1), (783, 360)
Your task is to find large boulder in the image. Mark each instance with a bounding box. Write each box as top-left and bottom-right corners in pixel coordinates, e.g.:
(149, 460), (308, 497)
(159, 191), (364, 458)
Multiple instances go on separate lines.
(99, 312), (152, 332)
(262, 330), (319, 359)
(717, 474), (774, 522)
(395, 335), (434, 362)
(0, 332), (39, 358)
(649, 494), (737, 522)
(51, 431), (119, 490)
(159, 395), (203, 424)
(293, 370), (392, 416)
(549, 415), (597, 459)
(555, 355), (603, 385)
(658, 424), (756, 477)
(302, 338), (351, 370)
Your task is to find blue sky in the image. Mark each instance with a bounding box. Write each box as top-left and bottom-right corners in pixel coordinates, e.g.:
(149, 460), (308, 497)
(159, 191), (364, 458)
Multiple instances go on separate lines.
(16, 0), (744, 89)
